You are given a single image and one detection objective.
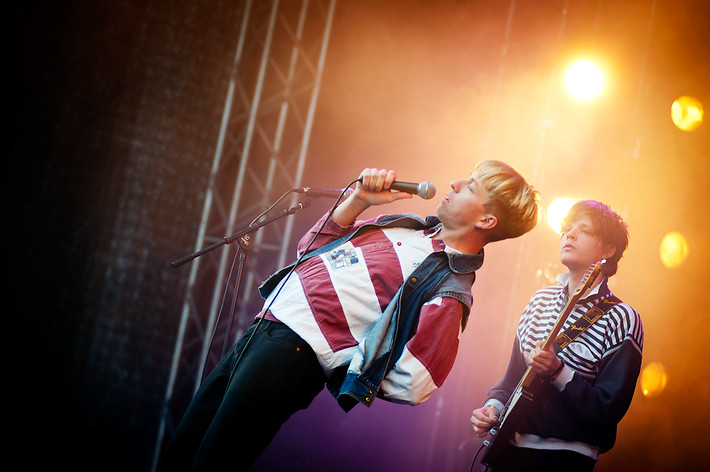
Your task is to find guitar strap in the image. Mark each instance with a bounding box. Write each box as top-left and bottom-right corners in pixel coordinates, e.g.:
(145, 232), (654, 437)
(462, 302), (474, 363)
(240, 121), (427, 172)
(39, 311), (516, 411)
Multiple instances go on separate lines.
(554, 295), (621, 350)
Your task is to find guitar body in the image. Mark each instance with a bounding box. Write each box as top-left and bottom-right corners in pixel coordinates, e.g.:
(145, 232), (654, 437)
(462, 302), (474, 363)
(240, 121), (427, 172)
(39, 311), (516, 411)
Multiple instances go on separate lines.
(477, 260), (605, 470)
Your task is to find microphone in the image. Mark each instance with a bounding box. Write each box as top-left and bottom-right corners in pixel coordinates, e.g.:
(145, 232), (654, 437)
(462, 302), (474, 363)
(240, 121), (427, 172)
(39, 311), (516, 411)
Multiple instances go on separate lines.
(294, 180), (436, 200)
(388, 181), (437, 199)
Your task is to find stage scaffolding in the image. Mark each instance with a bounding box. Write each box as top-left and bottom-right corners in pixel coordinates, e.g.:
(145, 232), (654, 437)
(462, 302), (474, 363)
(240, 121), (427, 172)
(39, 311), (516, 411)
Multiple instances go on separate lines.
(152, 0), (337, 468)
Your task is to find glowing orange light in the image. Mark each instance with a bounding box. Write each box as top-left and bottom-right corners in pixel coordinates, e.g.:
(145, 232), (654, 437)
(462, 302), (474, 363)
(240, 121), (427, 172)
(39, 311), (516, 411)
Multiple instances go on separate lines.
(565, 61), (604, 100)
(659, 231), (689, 268)
(546, 198), (577, 234)
(671, 96), (703, 131)
(640, 362), (668, 398)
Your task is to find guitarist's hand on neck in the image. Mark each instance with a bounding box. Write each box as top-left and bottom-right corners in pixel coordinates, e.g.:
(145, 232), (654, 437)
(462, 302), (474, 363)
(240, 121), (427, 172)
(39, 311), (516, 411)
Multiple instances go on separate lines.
(524, 340), (564, 378)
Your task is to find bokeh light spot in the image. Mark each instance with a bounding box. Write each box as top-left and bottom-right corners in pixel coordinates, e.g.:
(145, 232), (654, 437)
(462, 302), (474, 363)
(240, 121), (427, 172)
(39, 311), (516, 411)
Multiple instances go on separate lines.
(641, 362), (668, 398)
(659, 231), (689, 268)
(671, 96), (703, 131)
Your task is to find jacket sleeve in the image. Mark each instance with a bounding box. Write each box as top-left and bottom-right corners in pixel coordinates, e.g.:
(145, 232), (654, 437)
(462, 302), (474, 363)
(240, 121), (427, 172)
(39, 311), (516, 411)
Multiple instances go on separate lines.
(485, 336), (527, 411)
(379, 296), (464, 405)
(484, 290), (551, 413)
(297, 212), (389, 255)
(553, 304), (643, 426)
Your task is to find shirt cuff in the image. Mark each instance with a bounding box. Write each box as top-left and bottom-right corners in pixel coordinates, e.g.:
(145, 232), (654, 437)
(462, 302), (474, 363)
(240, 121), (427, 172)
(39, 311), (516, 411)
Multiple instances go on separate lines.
(485, 399), (506, 417)
(551, 365), (574, 391)
(320, 212), (354, 233)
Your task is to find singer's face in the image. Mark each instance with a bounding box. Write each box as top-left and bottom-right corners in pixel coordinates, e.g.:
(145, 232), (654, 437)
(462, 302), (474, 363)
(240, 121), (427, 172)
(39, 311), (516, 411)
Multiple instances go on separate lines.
(437, 173), (491, 232)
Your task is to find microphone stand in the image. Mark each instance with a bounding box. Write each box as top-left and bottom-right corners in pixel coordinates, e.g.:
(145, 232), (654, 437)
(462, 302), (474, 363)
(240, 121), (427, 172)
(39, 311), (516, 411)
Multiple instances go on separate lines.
(171, 198), (312, 268)
(171, 198), (313, 365)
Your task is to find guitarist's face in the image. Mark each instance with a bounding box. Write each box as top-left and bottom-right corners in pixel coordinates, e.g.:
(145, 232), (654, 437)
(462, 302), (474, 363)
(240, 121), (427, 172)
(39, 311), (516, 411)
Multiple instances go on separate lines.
(560, 215), (615, 272)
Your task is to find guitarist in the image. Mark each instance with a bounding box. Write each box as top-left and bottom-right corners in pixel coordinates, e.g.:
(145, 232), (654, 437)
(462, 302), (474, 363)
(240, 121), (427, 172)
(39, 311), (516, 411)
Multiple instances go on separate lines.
(470, 200), (643, 471)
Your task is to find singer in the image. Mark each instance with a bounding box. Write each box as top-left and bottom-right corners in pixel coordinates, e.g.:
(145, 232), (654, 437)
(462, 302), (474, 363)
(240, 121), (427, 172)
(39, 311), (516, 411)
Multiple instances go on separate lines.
(159, 161), (540, 472)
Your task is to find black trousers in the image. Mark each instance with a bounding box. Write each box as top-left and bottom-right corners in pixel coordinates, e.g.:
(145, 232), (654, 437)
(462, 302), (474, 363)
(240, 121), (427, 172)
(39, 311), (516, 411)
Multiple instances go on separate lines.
(158, 319), (327, 472)
(486, 446), (597, 472)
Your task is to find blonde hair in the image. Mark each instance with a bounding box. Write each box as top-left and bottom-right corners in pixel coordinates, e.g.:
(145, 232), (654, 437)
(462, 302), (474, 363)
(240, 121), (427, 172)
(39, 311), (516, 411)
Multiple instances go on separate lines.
(477, 160), (540, 242)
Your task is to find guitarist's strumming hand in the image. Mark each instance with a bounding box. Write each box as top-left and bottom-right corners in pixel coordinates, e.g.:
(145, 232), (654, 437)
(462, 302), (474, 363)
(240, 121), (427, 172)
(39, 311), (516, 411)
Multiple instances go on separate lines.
(470, 405), (499, 438)
(524, 341), (564, 378)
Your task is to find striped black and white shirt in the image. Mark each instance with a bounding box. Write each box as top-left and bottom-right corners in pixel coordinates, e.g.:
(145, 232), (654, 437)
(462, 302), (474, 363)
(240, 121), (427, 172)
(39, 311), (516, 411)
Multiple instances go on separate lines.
(517, 273), (643, 381)
(486, 273), (643, 459)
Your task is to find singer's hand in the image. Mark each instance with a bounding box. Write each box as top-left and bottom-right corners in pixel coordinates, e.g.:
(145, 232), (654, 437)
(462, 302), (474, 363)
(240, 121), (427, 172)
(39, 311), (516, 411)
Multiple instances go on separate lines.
(358, 167), (395, 191)
(332, 168), (412, 226)
(356, 168), (413, 201)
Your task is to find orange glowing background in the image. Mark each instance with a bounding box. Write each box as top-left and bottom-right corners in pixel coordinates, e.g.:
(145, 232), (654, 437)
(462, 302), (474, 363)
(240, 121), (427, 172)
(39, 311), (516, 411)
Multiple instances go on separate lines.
(254, 2), (709, 471)
(20, 1), (709, 471)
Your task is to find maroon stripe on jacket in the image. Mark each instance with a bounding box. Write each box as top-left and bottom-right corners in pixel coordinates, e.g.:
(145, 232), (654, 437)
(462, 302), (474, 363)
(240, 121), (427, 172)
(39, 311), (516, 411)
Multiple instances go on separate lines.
(295, 257), (358, 352)
(350, 229), (405, 313)
(406, 297), (463, 386)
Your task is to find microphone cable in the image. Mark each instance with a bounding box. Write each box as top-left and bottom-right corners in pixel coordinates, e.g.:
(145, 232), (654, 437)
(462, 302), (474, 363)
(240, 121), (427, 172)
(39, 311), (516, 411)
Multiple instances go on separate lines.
(223, 179), (359, 386)
(198, 187), (298, 385)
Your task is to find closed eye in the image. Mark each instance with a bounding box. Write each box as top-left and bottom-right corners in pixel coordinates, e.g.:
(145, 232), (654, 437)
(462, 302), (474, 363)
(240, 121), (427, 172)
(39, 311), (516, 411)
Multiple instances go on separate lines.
(467, 177), (477, 193)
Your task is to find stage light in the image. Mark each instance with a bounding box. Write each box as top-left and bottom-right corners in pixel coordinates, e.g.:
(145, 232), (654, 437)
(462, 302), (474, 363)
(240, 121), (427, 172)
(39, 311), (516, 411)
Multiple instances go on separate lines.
(671, 96), (703, 131)
(565, 60), (604, 100)
(546, 197), (576, 234)
(640, 362), (668, 398)
(659, 231), (689, 268)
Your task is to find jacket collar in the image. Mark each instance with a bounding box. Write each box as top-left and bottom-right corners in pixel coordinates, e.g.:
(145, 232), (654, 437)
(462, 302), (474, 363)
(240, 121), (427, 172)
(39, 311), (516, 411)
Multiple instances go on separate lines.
(425, 218), (484, 274)
(445, 248), (484, 274)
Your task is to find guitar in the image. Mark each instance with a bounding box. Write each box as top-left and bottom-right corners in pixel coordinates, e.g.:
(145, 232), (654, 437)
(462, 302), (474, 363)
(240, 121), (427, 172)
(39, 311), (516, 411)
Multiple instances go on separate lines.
(480, 260), (605, 470)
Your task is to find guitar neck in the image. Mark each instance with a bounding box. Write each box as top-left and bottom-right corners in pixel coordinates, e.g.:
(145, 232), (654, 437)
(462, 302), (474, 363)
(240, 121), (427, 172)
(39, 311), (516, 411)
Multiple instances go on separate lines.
(541, 298), (576, 350)
(501, 261), (604, 413)
(481, 261), (604, 469)
(542, 262), (604, 349)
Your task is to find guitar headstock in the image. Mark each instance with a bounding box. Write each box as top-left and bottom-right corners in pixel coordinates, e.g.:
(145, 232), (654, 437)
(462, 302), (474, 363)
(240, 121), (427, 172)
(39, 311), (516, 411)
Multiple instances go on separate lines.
(571, 259), (606, 298)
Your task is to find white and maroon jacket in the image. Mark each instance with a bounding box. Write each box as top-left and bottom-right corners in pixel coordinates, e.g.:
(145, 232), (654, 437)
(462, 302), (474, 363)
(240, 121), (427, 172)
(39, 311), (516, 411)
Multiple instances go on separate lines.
(259, 213), (484, 410)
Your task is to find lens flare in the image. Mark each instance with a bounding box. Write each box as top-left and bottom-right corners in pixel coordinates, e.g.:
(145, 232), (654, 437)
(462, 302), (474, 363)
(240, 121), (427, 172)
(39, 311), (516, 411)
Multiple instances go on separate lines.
(546, 198), (577, 234)
(566, 60), (604, 100)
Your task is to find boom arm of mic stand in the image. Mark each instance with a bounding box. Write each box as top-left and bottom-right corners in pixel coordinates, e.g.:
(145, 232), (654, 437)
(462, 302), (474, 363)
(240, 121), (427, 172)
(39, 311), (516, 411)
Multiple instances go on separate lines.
(170, 199), (313, 268)
(172, 198), (314, 373)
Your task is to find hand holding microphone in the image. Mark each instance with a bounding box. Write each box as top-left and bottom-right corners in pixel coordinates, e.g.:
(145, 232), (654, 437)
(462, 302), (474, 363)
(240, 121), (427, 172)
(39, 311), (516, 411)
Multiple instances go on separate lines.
(357, 168), (436, 199)
(295, 168), (436, 200)
(324, 168), (436, 227)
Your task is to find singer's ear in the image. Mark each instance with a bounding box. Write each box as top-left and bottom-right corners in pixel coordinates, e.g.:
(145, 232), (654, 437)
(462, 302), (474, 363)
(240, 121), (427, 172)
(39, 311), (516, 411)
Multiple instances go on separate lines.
(475, 215), (498, 231)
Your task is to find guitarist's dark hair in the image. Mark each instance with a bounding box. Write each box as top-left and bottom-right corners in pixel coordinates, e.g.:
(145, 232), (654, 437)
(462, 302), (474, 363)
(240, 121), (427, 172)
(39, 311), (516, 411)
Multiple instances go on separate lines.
(562, 200), (629, 277)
